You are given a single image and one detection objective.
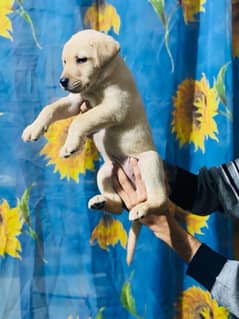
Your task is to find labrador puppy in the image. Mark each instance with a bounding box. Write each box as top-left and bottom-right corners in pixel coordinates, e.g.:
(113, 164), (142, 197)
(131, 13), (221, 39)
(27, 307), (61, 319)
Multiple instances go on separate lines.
(22, 29), (167, 264)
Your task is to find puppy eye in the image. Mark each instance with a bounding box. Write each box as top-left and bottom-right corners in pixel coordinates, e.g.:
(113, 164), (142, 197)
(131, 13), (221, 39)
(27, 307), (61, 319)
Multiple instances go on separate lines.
(76, 57), (88, 64)
(63, 60), (66, 64)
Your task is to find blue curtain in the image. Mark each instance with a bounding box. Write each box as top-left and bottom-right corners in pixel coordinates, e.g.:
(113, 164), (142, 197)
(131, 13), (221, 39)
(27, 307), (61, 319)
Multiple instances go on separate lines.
(0, 0), (236, 318)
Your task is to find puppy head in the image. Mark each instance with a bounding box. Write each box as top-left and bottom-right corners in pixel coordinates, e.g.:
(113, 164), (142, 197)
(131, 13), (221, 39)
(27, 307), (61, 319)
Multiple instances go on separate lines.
(60, 30), (120, 93)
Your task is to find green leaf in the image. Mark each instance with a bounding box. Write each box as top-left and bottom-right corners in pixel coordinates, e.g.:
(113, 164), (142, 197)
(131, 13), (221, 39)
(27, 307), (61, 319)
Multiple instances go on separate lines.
(214, 62), (232, 120)
(149, 0), (177, 71)
(149, 0), (166, 26)
(27, 227), (38, 241)
(214, 62), (229, 107)
(96, 307), (105, 319)
(15, 0), (42, 49)
(120, 273), (143, 319)
(18, 183), (36, 225)
(20, 10), (42, 49)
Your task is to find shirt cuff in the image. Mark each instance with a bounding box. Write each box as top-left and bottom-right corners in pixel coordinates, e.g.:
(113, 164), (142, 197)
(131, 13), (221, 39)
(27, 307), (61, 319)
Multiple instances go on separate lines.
(186, 243), (227, 291)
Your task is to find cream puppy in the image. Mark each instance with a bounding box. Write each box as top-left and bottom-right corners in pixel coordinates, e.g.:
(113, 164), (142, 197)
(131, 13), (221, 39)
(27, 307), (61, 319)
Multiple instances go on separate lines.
(22, 29), (167, 264)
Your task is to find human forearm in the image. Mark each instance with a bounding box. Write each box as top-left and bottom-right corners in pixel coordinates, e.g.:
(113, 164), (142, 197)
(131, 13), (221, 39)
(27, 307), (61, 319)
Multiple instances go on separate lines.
(165, 215), (201, 263)
(141, 213), (201, 263)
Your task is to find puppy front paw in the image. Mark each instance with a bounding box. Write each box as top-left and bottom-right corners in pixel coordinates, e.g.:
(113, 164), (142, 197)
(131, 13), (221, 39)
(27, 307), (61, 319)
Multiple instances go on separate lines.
(59, 136), (86, 158)
(22, 123), (47, 142)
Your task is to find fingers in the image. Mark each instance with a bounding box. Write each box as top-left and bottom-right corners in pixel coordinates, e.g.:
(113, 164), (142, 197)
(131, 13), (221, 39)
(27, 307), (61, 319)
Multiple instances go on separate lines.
(130, 158), (142, 184)
(112, 159), (147, 210)
(116, 165), (135, 193)
(112, 165), (134, 210)
(130, 158), (147, 202)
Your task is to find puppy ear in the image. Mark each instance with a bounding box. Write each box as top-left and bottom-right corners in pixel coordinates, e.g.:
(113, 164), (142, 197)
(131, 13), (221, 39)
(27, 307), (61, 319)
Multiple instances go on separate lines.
(93, 35), (120, 68)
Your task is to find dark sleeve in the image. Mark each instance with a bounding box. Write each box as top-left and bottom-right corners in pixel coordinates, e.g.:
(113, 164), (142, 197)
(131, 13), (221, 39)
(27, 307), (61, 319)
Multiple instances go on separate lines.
(186, 243), (227, 291)
(187, 245), (239, 317)
(166, 158), (239, 217)
(167, 164), (222, 214)
(168, 166), (199, 212)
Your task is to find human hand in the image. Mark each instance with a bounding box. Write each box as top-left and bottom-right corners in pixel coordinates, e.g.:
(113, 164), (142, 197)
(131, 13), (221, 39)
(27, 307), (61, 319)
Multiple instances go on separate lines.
(112, 157), (147, 211)
(112, 157), (175, 233)
(112, 158), (200, 263)
(112, 157), (174, 215)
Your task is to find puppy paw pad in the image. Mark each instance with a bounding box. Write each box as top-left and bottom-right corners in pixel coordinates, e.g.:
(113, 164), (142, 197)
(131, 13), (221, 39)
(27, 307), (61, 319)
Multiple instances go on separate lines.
(88, 195), (106, 211)
(90, 201), (106, 210)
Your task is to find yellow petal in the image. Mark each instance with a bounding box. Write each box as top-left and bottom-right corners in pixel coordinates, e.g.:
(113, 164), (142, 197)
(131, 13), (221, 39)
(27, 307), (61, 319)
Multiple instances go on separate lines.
(0, 200), (23, 258)
(5, 237), (22, 259)
(0, 0), (14, 10)
(0, 14), (13, 40)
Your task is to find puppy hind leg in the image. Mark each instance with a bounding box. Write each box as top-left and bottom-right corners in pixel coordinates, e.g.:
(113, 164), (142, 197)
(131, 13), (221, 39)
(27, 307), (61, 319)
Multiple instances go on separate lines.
(129, 150), (167, 221)
(88, 161), (123, 214)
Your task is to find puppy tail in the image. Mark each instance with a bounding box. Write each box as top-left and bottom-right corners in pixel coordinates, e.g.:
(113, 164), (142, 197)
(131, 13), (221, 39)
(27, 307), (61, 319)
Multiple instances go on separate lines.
(126, 221), (142, 265)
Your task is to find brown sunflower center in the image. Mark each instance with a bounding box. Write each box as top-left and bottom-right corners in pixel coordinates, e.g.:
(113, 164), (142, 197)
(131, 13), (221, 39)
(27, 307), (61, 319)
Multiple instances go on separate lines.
(192, 92), (206, 128)
(194, 304), (214, 319)
(0, 213), (3, 225)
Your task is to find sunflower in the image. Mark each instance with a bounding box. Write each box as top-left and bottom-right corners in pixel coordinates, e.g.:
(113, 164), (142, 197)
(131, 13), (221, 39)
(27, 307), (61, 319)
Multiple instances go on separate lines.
(90, 214), (127, 250)
(180, 0), (206, 23)
(0, 200), (23, 259)
(84, 1), (120, 34)
(182, 212), (209, 236)
(175, 286), (229, 319)
(172, 74), (219, 153)
(40, 116), (99, 183)
(232, 0), (239, 57)
(0, 0), (14, 40)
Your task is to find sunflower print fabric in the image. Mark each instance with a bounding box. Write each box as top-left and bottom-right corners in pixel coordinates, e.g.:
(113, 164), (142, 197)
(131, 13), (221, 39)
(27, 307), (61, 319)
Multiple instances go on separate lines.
(171, 74), (219, 153)
(0, 200), (23, 259)
(0, 0), (237, 318)
(0, 0), (14, 40)
(40, 117), (99, 182)
(175, 286), (229, 319)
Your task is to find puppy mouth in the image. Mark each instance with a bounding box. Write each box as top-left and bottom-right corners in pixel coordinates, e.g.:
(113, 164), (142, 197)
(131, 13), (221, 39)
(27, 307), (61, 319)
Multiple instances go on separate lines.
(67, 81), (90, 93)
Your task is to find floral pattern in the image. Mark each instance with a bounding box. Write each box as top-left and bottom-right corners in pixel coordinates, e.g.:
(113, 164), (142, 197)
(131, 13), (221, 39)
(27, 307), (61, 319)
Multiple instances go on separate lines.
(172, 74), (219, 153)
(90, 214), (127, 250)
(84, 1), (120, 34)
(180, 0), (207, 23)
(40, 117), (99, 182)
(179, 211), (209, 236)
(175, 286), (229, 318)
(0, 0), (14, 40)
(0, 200), (23, 259)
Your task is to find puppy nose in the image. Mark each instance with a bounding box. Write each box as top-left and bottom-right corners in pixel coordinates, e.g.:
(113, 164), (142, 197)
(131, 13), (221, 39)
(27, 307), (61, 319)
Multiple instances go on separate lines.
(60, 77), (69, 88)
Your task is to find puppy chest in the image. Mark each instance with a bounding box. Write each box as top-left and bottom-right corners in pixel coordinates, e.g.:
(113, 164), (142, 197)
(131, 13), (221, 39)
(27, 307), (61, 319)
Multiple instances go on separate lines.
(92, 129), (127, 160)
